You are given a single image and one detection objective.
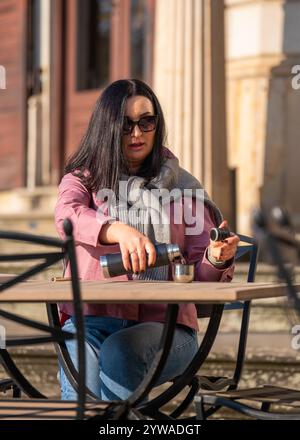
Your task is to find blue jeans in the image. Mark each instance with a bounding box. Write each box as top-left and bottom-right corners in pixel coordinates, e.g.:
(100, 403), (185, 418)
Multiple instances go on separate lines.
(59, 316), (199, 401)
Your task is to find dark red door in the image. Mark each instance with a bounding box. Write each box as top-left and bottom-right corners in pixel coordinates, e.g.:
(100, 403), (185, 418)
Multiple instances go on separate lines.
(63, 0), (155, 163)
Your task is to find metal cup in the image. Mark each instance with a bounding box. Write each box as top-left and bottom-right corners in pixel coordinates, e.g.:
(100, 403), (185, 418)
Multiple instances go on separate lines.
(172, 263), (194, 283)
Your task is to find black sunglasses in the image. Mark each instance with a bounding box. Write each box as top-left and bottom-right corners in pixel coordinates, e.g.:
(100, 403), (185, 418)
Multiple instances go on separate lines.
(122, 115), (158, 135)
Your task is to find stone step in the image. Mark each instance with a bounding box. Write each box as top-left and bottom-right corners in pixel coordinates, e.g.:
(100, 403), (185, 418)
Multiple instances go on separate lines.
(0, 187), (57, 216)
(0, 186), (58, 254)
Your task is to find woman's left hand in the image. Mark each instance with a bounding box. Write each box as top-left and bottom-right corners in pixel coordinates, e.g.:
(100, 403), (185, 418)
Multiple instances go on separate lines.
(208, 220), (240, 262)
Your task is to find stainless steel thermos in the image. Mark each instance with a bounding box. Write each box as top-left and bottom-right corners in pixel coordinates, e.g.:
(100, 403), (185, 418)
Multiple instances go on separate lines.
(100, 243), (181, 278)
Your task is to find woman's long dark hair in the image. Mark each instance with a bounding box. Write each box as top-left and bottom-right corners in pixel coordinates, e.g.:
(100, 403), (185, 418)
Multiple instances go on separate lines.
(65, 79), (167, 194)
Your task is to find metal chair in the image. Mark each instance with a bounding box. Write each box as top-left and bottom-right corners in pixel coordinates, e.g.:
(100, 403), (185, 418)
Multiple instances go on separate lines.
(0, 219), (87, 419)
(194, 209), (300, 420)
(195, 386), (300, 420)
(0, 224), (149, 419)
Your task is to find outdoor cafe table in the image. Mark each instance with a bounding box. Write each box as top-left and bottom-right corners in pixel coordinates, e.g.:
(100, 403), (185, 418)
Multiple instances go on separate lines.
(0, 279), (294, 303)
(0, 279), (298, 419)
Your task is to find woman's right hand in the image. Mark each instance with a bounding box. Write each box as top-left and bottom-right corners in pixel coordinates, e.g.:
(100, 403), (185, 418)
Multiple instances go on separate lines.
(99, 221), (156, 273)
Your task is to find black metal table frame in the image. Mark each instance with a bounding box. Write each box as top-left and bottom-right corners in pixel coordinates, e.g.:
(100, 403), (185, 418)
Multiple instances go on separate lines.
(46, 234), (257, 420)
(0, 225), (257, 420)
(136, 233), (258, 419)
(0, 219), (201, 420)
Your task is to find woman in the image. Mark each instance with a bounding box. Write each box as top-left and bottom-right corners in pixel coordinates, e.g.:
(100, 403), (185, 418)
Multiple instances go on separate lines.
(55, 79), (239, 401)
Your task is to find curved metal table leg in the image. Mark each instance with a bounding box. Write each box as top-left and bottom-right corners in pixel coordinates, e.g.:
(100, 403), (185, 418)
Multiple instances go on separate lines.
(47, 302), (180, 416)
(46, 303), (100, 401)
(137, 304), (224, 417)
(126, 304), (179, 408)
(0, 349), (46, 398)
(87, 303), (179, 420)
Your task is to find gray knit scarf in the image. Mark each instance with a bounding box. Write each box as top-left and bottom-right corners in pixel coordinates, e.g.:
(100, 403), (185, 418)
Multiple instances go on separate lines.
(109, 154), (223, 281)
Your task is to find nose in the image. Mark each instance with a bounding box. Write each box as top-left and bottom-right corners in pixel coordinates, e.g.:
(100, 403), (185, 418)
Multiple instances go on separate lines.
(131, 123), (143, 138)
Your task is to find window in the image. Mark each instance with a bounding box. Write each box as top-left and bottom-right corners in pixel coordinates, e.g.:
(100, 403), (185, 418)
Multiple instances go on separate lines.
(27, 0), (41, 96)
(130, 0), (151, 81)
(76, 0), (154, 90)
(77, 0), (112, 90)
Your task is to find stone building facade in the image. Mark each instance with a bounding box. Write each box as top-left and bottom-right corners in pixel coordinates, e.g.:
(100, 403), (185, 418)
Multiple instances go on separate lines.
(0, 0), (299, 240)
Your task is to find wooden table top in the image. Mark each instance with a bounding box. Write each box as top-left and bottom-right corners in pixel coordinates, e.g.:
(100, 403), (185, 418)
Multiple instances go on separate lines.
(0, 279), (298, 303)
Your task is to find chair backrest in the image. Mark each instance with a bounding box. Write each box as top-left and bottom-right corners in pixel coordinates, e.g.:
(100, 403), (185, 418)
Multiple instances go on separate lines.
(201, 234), (258, 389)
(197, 233), (259, 388)
(227, 234), (259, 387)
(0, 219), (86, 419)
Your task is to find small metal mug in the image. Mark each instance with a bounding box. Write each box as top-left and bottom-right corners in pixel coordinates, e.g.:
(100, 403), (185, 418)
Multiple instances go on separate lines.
(172, 263), (194, 283)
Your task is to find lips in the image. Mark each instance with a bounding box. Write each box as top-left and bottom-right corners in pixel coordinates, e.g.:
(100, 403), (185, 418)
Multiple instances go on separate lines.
(129, 142), (144, 147)
(128, 142), (145, 150)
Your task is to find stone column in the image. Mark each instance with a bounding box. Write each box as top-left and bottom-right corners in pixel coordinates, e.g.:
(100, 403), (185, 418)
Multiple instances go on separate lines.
(26, 0), (52, 188)
(0, 65), (6, 90)
(153, 0), (232, 224)
(225, 0), (300, 233)
(39, 0), (51, 185)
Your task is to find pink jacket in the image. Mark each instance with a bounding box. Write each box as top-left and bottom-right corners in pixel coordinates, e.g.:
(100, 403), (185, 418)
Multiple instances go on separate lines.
(55, 173), (235, 331)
